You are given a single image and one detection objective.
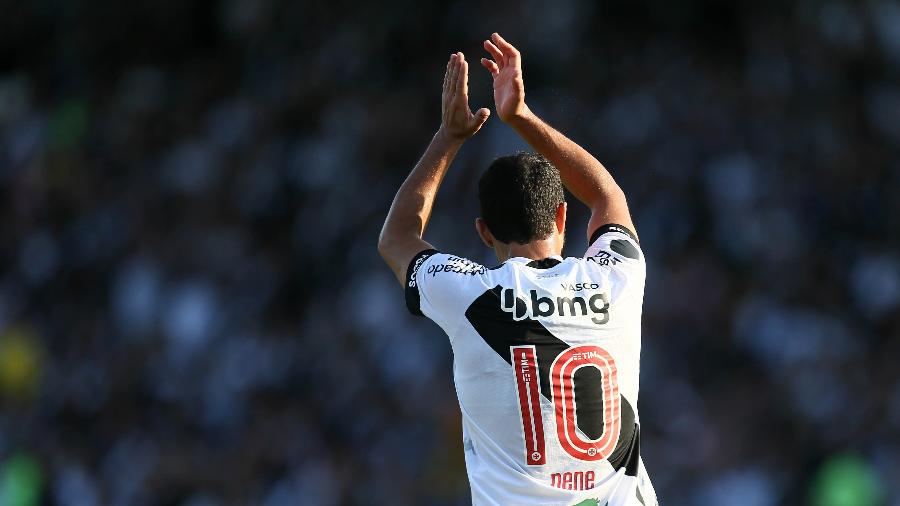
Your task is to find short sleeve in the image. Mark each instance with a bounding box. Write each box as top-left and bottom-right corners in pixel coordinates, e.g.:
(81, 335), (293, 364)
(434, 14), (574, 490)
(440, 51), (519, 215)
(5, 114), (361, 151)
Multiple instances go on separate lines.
(585, 223), (645, 269)
(405, 249), (440, 316)
(404, 250), (490, 330)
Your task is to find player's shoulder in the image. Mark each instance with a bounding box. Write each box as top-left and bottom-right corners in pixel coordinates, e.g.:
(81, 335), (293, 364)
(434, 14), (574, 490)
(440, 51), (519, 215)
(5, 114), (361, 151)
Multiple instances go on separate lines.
(408, 250), (488, 282)
(405, 249), (492, 317)
(583, 223), (644, 268)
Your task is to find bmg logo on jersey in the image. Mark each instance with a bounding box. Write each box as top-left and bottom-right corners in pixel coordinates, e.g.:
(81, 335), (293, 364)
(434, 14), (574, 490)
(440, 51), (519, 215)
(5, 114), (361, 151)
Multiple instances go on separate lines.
(500, 288), (610, 325)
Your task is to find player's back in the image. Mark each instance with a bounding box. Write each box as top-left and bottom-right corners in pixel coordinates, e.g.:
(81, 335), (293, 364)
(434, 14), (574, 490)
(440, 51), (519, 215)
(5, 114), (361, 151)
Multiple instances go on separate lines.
(406, 225), (657, 505)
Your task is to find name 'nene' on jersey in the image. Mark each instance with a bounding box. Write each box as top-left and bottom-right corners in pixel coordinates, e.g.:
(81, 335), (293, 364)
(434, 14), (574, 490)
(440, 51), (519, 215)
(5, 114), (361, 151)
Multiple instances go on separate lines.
(405, 225), (658, 506)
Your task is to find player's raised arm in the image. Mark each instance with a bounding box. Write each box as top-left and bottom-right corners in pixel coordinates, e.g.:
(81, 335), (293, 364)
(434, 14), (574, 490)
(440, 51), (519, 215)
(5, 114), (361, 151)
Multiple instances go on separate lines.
(378, 52), (491, 284)
(481, 33), (637, 242)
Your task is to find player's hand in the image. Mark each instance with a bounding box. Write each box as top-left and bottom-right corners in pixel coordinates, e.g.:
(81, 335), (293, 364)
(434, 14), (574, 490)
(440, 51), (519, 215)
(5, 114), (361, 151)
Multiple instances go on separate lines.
(481, 33), (527, 123)
(441, 52), (490, 140)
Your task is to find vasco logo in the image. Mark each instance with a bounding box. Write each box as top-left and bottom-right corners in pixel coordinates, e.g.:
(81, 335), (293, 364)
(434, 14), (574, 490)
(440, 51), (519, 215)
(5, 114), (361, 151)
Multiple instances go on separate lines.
(426, 256), (485, 277)
(560, 282), (601, 291)
(501, 288), (610, 325)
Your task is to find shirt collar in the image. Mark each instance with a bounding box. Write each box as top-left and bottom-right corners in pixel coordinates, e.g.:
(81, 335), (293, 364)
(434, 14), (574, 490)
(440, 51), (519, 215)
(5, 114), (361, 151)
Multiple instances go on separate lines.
(505, 255), (564, 268)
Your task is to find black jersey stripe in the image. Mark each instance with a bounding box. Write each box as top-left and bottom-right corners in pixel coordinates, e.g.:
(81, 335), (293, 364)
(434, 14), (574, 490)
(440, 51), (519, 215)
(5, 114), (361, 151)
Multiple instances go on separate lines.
(589, 223), (639, 245)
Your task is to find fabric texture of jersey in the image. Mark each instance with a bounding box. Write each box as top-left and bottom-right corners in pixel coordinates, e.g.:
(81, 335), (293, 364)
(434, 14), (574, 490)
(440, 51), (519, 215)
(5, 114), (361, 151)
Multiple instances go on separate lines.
(405, 224), (658, 506)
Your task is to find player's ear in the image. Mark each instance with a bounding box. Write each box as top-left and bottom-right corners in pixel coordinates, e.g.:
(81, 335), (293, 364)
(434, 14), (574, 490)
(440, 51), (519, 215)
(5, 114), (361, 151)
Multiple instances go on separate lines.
(475, 217), (494, 248)
(555, 202), (567, 234)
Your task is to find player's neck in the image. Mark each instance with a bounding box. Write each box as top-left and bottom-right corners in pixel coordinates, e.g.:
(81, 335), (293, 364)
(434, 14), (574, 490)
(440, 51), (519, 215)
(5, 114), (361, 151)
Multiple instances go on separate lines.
(498, 237), (562, 263)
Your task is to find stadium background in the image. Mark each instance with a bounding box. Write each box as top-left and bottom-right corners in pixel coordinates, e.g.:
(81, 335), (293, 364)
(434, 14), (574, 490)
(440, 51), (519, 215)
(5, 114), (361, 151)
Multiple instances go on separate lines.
(0, 0), (898, 504)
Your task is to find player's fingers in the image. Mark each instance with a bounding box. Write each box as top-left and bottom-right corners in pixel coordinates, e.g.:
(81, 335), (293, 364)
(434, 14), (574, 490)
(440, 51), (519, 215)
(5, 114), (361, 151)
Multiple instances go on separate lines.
(453, 52), (463, 100)
(443, 56), (453, 96)
(474, 107), (490, 127)
(483, 40), (504, 67)
(458, 54), (469, 100)
(447, 53), (459, 98)
(480, 58), (499, 77)
(492, 32), (520, 66)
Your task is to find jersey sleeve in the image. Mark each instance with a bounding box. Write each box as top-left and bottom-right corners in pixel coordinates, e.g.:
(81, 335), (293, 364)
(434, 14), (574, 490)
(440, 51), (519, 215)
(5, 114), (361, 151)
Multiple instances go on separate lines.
(584, 223), (645, 273)
(404, 249), (490, 331)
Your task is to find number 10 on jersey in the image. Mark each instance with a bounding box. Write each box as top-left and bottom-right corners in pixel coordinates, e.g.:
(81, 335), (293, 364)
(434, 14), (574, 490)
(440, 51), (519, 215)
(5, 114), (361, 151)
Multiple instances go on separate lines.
(512, 345), (621, 465)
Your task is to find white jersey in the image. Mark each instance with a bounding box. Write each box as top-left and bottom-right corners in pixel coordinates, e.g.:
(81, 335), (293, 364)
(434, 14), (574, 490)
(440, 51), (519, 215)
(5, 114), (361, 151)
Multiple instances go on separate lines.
(405, 224), (657, 506)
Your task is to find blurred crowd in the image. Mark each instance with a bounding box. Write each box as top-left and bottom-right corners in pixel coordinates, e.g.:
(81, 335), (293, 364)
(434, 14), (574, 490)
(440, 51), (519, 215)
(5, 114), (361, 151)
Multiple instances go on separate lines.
(0, 0), (898, 504)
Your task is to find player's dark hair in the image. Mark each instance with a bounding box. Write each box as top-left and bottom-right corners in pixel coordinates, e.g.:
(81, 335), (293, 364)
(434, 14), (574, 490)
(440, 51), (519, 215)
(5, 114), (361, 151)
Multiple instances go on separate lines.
(478, 152), (565, 244)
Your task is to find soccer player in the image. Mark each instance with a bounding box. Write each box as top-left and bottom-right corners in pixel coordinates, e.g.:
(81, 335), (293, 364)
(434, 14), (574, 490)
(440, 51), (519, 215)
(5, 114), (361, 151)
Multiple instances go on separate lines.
(378, 33), (658, 506)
